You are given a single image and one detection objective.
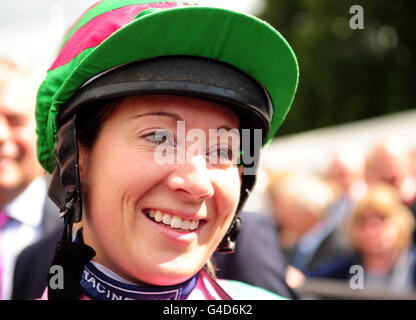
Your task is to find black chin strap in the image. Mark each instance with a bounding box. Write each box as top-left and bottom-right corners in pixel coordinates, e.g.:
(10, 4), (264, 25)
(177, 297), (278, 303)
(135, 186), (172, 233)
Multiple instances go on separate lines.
(47, 116), (96, 300)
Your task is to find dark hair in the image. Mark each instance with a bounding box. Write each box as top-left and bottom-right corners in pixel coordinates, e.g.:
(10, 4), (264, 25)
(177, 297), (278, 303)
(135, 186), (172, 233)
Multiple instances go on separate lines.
(76, 97), (125, 148)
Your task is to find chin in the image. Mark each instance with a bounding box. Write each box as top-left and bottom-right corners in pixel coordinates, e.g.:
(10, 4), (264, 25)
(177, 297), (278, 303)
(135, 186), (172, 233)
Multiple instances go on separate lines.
(131, 259), (202, 287)
(129, 270), (195, 287)
(154, 263), (202, 286)
(0, 175), (21, 190)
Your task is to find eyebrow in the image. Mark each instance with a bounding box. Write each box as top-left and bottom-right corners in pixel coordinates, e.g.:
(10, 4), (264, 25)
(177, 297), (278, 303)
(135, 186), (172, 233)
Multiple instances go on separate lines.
(216, 125), (240, 136)
(134, 112), (239, 132)
(134, 111), (184, 122)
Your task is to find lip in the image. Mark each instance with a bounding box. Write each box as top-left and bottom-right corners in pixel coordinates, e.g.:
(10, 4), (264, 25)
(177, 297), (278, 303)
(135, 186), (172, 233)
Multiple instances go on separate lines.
(142, 208), (206, 244)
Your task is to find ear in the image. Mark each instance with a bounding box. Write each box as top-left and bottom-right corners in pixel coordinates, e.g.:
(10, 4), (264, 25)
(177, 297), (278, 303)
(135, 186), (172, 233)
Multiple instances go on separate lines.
(238, 165), (244, 186)
(77, 142), (89, 180)
(238, 164), (244, 176)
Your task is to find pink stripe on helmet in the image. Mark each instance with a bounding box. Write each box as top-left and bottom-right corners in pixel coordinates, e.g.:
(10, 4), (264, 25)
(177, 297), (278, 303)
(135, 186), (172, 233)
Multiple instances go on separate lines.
(49, 2), (183, 71)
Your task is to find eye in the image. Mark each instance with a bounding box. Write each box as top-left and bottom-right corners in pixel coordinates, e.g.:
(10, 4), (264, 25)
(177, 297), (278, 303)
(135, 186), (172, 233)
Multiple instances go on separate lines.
(218, 147), (232, 161)
(7, 114), (27, 127)
(207, 145), (235, 164)
(142, 129), (175, 146)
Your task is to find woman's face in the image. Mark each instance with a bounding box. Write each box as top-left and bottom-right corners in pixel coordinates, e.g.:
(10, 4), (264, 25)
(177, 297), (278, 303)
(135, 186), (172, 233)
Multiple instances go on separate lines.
(353, 208), (399, 256)
(79, 95), (242, 286)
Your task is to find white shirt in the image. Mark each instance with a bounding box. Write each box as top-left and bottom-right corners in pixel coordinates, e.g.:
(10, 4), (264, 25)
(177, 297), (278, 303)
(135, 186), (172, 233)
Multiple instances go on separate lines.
(1, 177), (47, 299)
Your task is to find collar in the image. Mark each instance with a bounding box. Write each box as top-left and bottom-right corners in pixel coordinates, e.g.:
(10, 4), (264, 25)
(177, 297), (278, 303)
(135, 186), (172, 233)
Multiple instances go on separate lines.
(5, 177), (47, 227)
(80, 262), (198, 300)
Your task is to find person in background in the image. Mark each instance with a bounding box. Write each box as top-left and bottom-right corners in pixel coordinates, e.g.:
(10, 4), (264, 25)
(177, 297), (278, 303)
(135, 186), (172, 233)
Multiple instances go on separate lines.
(0, 57), (59, 299)
(366, 136), (416, 206)
(315, 142), (369, 270)
(213, 211), (298, 299)
(11, 223), (63, 300)
(410, 148), (416, 219)
(367, 136), (416, 243)
(409, 148), (416, 178)
(328, 142), (367, 202)
(267, 170), (342, 274)
(308, 183), (416, 292)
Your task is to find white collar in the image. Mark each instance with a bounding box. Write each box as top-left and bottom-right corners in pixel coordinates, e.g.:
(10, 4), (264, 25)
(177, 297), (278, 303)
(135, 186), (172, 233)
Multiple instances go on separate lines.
(5, 177), (47, 227)
(90, 261), (137, 286)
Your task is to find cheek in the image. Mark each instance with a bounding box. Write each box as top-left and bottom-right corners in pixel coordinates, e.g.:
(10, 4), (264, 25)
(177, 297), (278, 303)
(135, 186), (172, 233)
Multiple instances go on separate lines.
(9, 128), (35, 161)
(86, 148), (163, 218)
(82, 146), (170, 262)
(20, 119), (37, 149)
(211, 169), (241, 227)
(353, 228), (366, 247)
(381, 224), (399, 245)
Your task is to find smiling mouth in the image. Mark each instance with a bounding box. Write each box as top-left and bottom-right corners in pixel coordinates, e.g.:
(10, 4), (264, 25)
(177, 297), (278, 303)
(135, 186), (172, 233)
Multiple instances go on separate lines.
(143, 208), (204, 232)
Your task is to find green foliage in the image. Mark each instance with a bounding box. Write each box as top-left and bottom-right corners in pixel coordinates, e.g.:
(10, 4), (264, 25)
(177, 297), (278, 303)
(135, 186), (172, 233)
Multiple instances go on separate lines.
(260, 0), (415, 137)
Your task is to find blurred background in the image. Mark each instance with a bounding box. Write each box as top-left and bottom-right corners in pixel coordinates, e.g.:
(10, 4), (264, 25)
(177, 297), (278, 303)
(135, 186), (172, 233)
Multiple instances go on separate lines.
(262, 0), (415, 136)
(1, 0), (415, 300)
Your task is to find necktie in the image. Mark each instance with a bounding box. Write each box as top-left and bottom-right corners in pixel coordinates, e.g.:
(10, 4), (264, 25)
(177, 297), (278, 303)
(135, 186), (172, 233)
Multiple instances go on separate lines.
(0, 209), (8, 229)
(0, 209), (10, 300)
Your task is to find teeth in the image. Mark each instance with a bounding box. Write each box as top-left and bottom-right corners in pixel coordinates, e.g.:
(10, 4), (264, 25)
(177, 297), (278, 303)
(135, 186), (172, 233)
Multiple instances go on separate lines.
(170, 216), (182, 229)
(189, 220), (199, 231)
(154, 210), (163, 222)
(147, 209), (200, 231)
(162, 213), (172, 225)
(181, 219), (190, 230)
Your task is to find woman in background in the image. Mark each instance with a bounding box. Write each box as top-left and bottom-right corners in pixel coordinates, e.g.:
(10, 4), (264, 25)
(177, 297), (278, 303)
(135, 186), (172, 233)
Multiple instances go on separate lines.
(308, 183), (416, 292)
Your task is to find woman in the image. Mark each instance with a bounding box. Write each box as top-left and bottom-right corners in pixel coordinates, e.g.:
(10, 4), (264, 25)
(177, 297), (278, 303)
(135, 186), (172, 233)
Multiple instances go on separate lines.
(35, 0), (299, 300)
(308, 183), (416, 292)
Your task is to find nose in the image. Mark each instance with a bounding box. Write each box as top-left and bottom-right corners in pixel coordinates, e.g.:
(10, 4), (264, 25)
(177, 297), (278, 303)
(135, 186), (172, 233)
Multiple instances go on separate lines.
(167, 154), (214, 202)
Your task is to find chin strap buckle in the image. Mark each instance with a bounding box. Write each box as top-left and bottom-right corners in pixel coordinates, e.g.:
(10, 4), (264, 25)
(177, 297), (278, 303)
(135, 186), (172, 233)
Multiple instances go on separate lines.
(59, 197), (75, 219)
